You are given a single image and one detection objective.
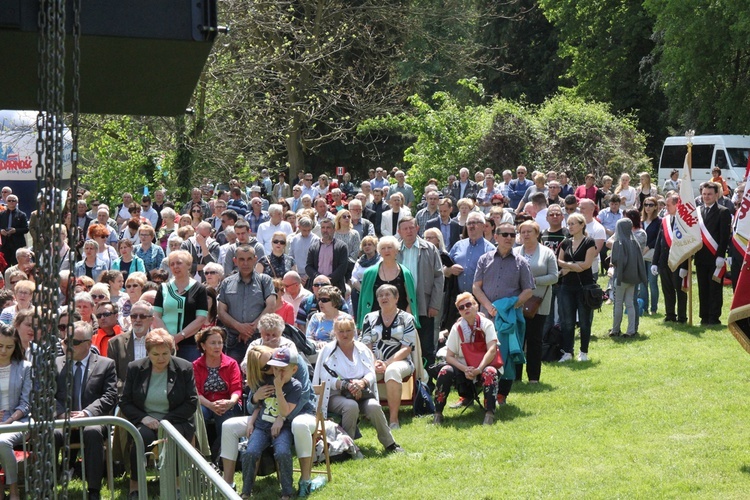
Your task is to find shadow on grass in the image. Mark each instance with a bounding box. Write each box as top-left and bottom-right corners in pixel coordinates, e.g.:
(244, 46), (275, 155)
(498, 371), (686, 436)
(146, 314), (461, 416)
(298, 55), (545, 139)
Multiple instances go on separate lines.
(552, 359), (600, 371)
(609, 334), (650, 344)
(511, 381), (556, 394)
(740, 464), (750, 475)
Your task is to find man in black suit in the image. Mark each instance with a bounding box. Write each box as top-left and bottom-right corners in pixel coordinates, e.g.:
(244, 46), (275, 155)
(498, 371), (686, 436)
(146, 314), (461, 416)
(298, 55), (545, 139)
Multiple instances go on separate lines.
(425, 198), (461, 251)
(55, 321), (118, 500)
(306, 218), (349, 295)
(652, 193), (688, 323)
(695, 182), (732, 325)
(108, 300), (154, 395)
(0, 195), (29, 266)
(450, 168), (479, 205)
(366, 187), (388, 237)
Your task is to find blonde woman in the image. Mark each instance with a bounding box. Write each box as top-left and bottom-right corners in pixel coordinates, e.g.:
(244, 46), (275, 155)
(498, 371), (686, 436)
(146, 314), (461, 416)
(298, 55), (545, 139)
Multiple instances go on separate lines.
(635, 172), (658, 209)
(614, 173), (637, 209)
(333, 209), (361, 261)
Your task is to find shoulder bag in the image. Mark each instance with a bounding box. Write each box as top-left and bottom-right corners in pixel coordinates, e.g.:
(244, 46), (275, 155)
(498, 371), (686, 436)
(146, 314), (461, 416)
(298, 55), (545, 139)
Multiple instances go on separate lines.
(457, 317), (503, 369)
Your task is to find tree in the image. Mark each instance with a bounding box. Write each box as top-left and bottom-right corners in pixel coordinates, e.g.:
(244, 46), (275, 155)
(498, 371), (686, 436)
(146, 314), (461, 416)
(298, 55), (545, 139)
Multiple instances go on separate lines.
(644, 0), (750, 133)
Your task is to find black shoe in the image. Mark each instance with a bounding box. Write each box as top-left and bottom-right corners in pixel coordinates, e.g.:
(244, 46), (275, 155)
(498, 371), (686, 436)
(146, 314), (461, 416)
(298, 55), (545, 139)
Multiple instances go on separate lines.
(385, 443), (404, 454)
(664, 317), (676, 323)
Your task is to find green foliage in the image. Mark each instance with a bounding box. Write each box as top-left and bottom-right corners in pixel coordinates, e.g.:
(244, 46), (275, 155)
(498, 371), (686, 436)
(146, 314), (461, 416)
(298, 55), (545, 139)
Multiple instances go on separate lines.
(644, 0), (750, 133)
(362, 85), (649, 198)
(79, 116), (158, 206)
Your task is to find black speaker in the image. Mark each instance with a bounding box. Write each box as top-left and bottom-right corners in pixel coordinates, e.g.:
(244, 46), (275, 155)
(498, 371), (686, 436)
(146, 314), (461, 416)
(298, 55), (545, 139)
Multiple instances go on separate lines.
(0, 0), (218, 116)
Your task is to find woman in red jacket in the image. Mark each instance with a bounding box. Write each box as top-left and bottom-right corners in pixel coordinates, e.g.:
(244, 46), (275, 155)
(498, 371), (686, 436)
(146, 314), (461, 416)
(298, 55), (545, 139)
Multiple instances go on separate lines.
(193, 326), (243, 462)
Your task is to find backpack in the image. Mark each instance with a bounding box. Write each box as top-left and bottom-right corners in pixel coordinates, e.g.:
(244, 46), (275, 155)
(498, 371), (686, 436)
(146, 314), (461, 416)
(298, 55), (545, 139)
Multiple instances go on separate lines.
(541, 324), (564, 362)
(413, 380), (435, 416)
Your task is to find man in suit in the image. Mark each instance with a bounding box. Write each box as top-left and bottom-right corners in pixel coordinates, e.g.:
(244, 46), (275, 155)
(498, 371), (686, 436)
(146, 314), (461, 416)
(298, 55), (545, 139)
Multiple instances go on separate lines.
(55, 321), (118, 500)
(695, 181), (732, 325)
(652, 193), (688, 324)
(181, 221), (221, 279)
(272, 172), (292, 203)
(397, 216), (444, 369)
(366, 187), (388, 237)
(0, 195), (29, 267)
(450, 168), (479, 206)
(305, 218), (348, 295)
(108, 300), (154, 394)
(286, 184), (304, 213)
(425, 198), (461, 251)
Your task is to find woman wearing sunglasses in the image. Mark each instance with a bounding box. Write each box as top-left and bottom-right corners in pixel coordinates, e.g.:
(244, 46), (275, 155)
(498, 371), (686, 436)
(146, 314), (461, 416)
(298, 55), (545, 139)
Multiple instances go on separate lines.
(257, 231), (297, 279)
(333, 209), (361, 262)
(433, 292), (499, 426)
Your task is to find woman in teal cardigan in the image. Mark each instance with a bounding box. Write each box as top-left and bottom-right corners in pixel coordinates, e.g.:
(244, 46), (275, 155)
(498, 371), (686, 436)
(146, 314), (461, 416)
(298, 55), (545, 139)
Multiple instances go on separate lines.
(356, 236), (420, 330)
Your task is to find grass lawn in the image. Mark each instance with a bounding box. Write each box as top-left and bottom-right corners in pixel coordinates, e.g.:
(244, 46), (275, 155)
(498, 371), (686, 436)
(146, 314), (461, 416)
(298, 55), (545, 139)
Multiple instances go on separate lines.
(66, 280), (750, 499)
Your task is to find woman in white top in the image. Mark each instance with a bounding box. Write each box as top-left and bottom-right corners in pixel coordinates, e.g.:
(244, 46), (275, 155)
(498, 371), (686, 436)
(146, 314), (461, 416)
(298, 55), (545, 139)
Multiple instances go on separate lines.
(614, 173), (637, 209)
(0, 323), (32, 500)
(433, 292), (500, 426)
(312, 317), (403, 454)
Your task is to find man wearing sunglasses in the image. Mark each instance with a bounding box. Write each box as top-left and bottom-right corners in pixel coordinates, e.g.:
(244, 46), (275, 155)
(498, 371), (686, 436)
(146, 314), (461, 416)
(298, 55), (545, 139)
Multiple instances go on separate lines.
(54, 321), (117, 500)
(90, 302), (122, 358)
(107, 300), (154, 394)
(473, 222), (535, 405)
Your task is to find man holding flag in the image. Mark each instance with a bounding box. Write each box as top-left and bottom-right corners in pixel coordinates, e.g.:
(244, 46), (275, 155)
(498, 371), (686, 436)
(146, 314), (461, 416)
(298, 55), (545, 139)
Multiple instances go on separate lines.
(696, 182), (731, 326)
(652, 193), (689, 323)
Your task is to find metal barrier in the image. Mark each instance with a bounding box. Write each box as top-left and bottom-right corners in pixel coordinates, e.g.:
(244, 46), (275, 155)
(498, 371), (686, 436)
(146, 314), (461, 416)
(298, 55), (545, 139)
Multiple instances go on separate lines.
(158, 419), (241, 500)
(0, 415), (147, 499)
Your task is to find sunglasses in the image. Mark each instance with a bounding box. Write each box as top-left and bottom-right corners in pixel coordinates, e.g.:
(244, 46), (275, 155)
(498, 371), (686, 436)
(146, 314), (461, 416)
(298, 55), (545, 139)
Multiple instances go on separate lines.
(457, 302), (473, 311)
(313, 283), (326, 287)
(341, 215), (351, 220)
(91, 294), (107, 300)
(125, 284), (141, 289)
(204, 271), (219, 276)
(643, 203), (655, 207)
(95, 311), (114, 319)
(130, 313), (153, 320)
(496, 232), (516, 238)
(492, 202), (503, 206)
(272, 240), (286, 245)
(318, 297), (331, 303)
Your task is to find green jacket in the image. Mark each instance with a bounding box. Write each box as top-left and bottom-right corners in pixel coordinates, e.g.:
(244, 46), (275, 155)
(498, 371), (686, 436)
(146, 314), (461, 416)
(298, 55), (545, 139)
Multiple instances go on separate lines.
(356, 263), (420, 330)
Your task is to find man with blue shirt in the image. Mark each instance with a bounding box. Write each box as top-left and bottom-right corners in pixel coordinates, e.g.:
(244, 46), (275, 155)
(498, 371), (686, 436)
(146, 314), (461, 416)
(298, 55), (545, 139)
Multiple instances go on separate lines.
(370, 168), (389, 190)
(448, 211), (495, 294)
(507, 166), (533, 210)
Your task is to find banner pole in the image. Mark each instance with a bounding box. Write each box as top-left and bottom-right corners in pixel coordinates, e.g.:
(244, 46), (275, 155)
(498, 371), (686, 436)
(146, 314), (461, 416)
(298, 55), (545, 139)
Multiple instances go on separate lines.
(687, 131), (694, 327)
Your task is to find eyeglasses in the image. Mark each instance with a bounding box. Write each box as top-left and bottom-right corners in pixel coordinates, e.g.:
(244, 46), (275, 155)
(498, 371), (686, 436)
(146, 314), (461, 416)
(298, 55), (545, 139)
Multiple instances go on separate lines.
(318, 297), (331, 303)
(91, 294), (107, 300)
(457, 302), (473, 311)
(192, 209), (202, 213)
(643, 203), (655, 207)
(496, 232), (516, 238)
(204, 271), (219, 275)
(68, 338), (90, 346)
(95, 311), (114, 319)
(272, 240), (286, 245)
(466, 221), (482, 226)
(130, 313), (153, 320)
(125, 284), (141, 289)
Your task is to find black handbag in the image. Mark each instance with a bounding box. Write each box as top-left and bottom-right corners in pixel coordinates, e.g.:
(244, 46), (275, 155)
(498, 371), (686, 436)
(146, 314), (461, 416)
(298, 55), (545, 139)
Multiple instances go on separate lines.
(323, 358), (375, 401)
(582, 283), (604, 310)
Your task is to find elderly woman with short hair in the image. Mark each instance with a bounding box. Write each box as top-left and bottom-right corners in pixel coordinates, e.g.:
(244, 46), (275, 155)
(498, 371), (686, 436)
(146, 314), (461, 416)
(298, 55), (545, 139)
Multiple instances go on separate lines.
(313, 317), (403, 454)
(75, 239), (107, 281)
(203, 262), (225, 289)
(256, 231), (296, 279)
(157, 207), (178, 250)
(360, 284), (416, 429)
(134, 224), (164, 274)
(120, 328), (198, 498)
(305, 285), (353, 349)
(0, 280), (34, 325)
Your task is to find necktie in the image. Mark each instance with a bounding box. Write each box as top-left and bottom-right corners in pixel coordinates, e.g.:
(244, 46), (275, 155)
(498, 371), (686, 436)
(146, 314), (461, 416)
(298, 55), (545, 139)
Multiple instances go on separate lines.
(73, 361), (83, 411)
(293, 198), (299, 212)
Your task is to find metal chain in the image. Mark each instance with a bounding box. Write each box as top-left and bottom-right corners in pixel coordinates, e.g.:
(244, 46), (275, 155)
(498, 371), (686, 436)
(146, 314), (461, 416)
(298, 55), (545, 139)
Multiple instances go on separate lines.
(29, 0), (74, 497)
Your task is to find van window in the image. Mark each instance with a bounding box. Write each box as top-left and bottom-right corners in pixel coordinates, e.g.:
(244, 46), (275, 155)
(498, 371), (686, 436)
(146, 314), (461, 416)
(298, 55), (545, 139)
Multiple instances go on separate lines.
(660, 144), (714, 170)
(727, 148), (750, 169)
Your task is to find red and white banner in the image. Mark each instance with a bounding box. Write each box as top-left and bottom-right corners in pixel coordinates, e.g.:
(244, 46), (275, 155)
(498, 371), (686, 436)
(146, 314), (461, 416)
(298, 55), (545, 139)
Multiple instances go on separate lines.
(729, 243), (750, 355)
(731, 155), (750, 258)
(668, 154), (703, 271)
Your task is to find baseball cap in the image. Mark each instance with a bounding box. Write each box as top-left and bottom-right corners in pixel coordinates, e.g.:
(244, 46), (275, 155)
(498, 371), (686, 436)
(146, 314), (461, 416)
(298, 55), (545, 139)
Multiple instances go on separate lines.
(267, 347), (298, 367)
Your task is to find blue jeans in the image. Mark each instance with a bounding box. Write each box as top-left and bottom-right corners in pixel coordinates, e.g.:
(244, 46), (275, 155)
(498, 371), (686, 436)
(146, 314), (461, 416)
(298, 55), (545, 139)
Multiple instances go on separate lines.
(558, 284), (592, 354)
(639, 260), (659, 313)
(176, 343), (200, 363)
(241, 425), (294, 497)
(202, 402), (241, 458)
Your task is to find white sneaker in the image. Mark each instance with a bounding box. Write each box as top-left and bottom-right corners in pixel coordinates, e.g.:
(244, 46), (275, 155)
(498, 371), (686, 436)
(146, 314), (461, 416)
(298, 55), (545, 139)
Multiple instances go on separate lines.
(577, 352), (589, 362)
(558, 352), (573, 362)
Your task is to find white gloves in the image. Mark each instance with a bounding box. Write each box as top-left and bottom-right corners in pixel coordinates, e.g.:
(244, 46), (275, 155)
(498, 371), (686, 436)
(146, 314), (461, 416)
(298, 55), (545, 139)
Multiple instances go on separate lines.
(650, 265), (658, 276)
(716, 257), (725, 268)
(679, 269), (688, 279)
(727, 257), (733, 267)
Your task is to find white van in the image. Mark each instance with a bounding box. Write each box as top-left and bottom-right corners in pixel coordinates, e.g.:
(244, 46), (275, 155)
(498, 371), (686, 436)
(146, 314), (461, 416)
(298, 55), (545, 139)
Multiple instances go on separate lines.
(658, 135), (750, 194)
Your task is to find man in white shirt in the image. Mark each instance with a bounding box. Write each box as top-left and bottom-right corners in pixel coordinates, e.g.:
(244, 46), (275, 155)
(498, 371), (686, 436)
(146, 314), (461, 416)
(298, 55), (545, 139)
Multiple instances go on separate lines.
(257, 204), (293, 254)
(287, 217), (319, 286)
(579, 198), (606, 276)
(139, 196), (159, 228)
(107, 300), (153, 394)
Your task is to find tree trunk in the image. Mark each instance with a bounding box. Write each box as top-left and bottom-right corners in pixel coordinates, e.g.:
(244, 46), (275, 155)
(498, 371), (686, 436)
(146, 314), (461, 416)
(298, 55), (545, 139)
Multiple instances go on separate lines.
(286, 126), (305, 179)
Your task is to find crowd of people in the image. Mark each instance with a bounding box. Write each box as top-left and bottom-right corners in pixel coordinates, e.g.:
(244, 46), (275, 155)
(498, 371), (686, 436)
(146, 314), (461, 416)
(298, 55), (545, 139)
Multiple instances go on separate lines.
(0, 162), (738, 498)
